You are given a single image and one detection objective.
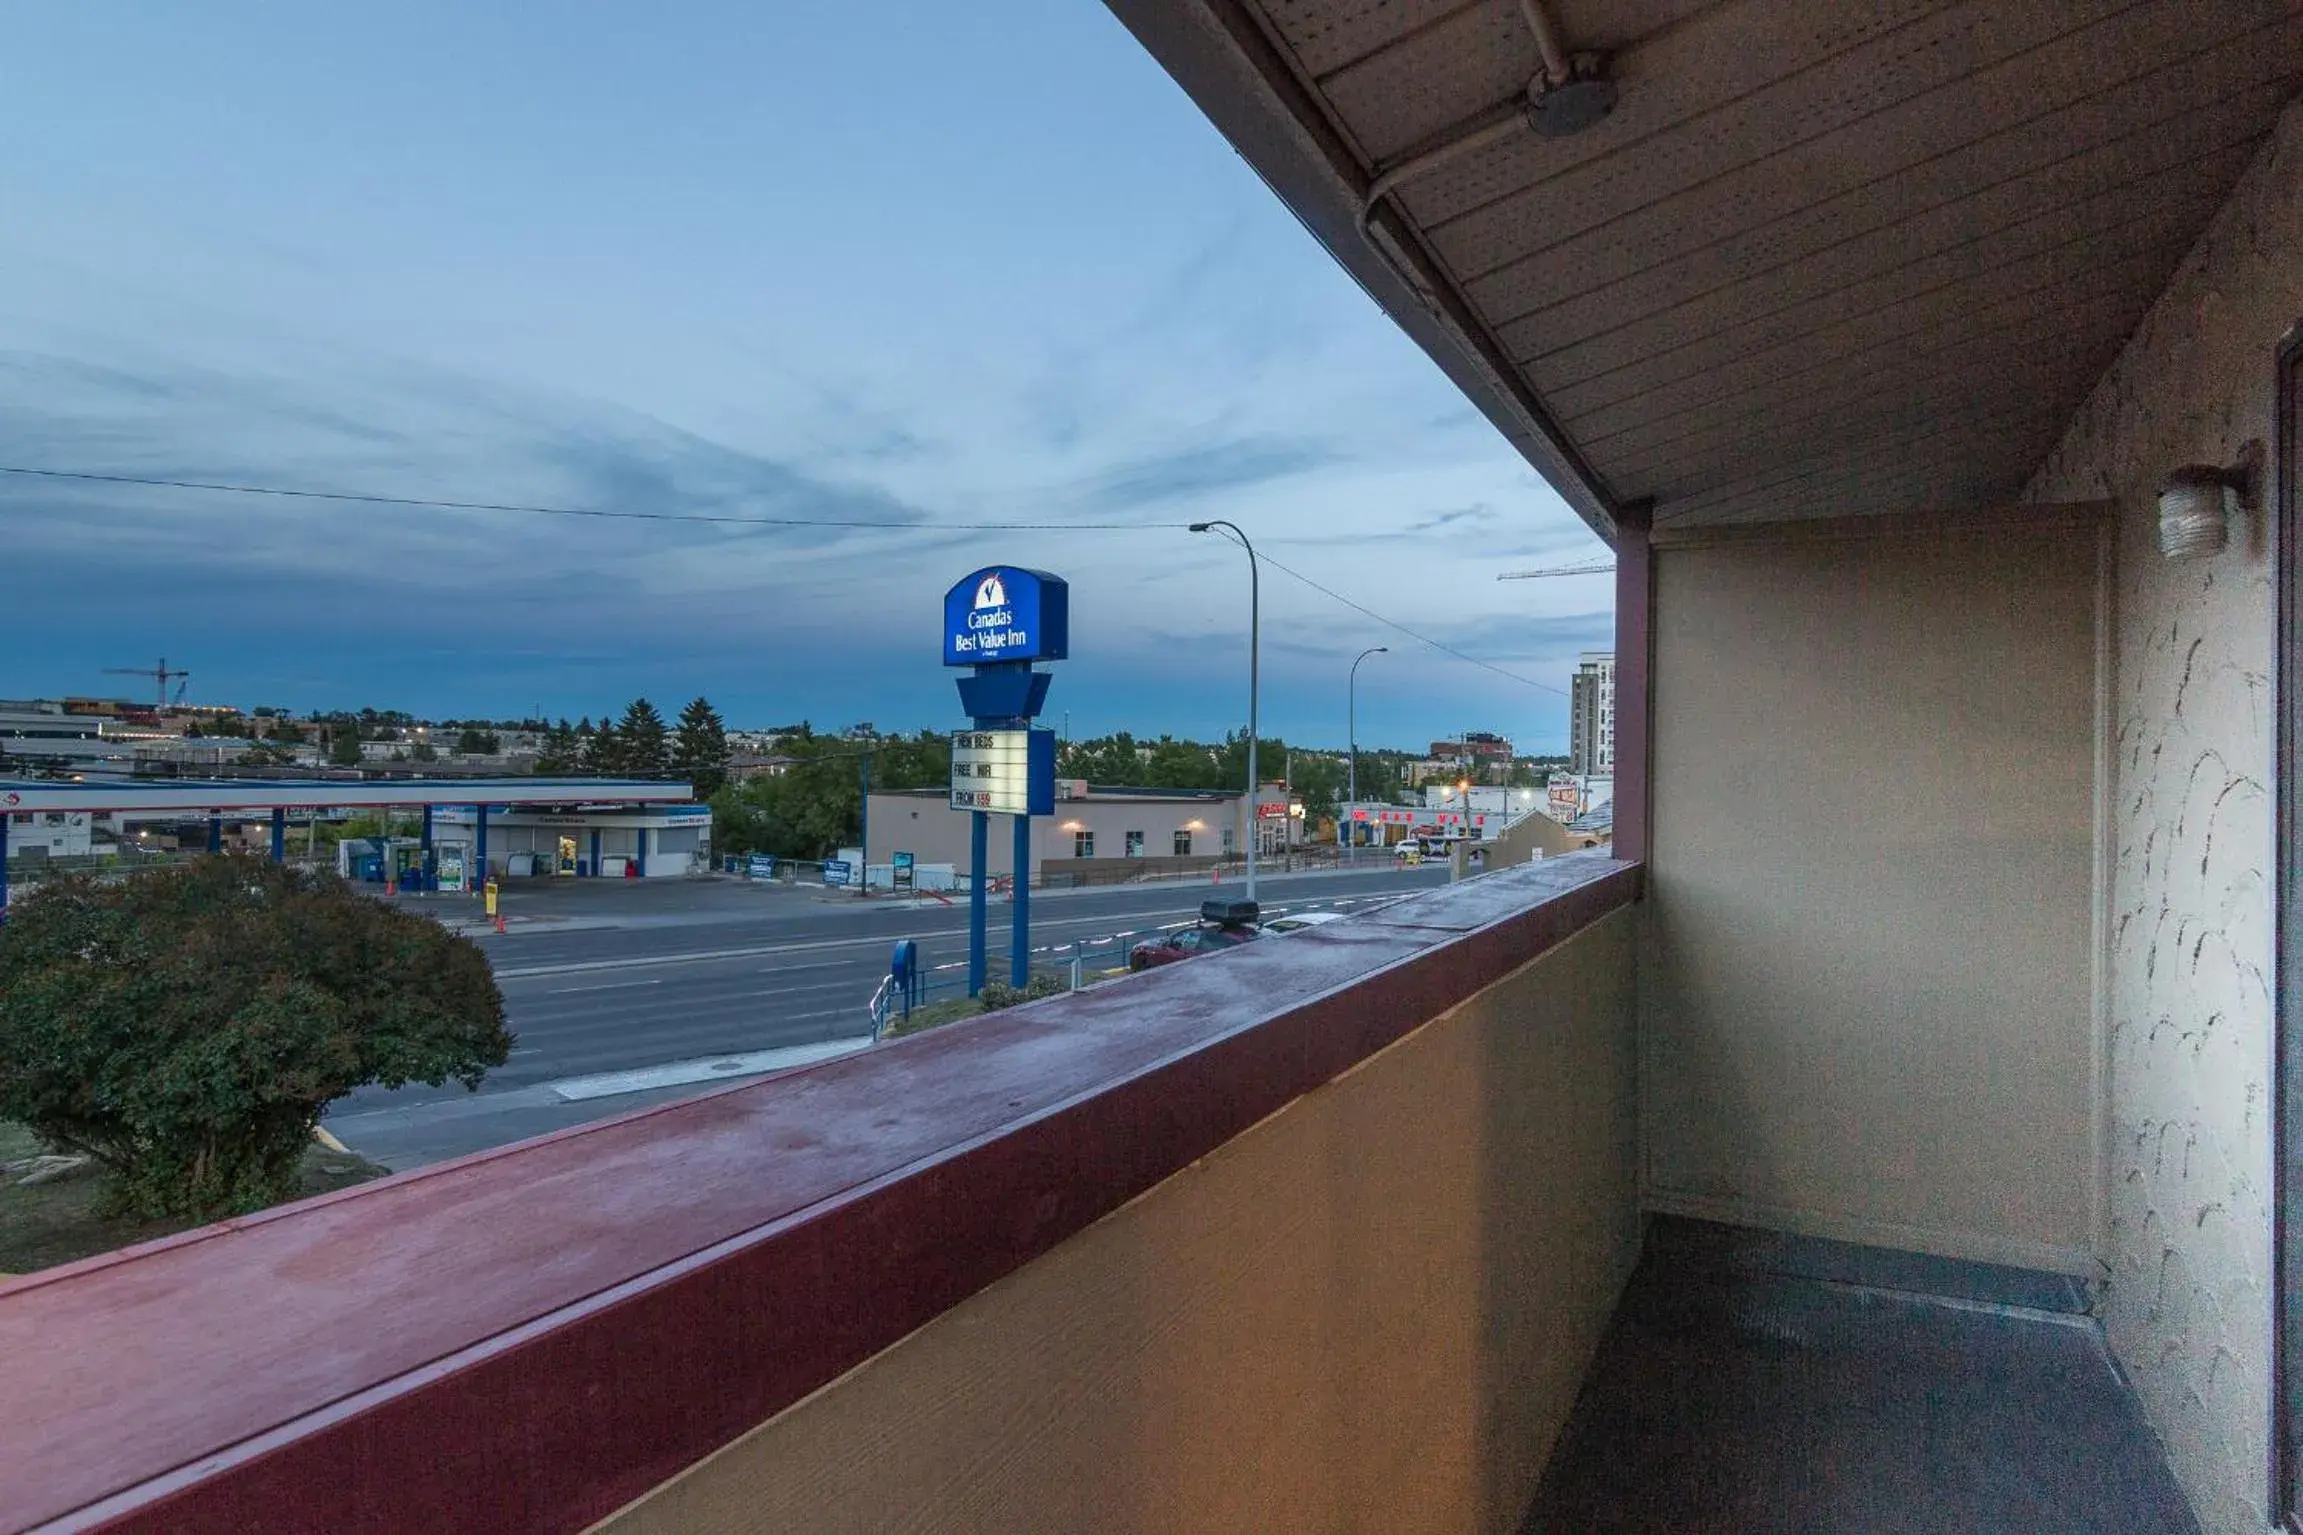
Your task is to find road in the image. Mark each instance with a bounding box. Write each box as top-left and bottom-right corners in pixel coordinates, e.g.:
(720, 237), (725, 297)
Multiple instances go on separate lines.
(324, 864), (1446, 1168)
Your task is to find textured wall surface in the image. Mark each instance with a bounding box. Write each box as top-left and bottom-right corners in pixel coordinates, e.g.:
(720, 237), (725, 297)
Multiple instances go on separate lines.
(592, 913), (1641, 1535)
(2025, 95), (2301, 1535)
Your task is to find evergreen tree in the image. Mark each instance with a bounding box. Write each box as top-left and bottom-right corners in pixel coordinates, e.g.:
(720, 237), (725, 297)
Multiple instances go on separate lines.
(327, 727), (362, 767)
(671, 696), (730, 796)
(582, 711), (624, 775)
(617, 698), (670, 776)
(533, 718), (580, 775)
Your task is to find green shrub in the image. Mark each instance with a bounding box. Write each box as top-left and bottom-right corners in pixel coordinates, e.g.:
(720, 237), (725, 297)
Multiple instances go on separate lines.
(0, 856), (511, 1220)
(977, 972), (1071, 1012)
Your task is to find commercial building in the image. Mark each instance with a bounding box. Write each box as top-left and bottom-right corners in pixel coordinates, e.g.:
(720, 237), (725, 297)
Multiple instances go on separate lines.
(0, 700), (130, 774)
(866, 784), (1245, 882)
(1568, 652), (1616, 776)
(428, 804), (713, 880)
(3, 808), (95, 860)
(0, 776), (696, 908)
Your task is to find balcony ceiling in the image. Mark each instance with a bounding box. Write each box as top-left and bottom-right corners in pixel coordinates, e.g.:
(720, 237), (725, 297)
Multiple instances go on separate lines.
(1111, 0), (2303, 536)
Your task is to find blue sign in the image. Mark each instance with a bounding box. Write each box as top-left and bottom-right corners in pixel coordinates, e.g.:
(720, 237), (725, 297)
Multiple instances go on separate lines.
(943, 566), (1069, 667)
(822, 858), (853, 886)
(746, 853), (775, 880)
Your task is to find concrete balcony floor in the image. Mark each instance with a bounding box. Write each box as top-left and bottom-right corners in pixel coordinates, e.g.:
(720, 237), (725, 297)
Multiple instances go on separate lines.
(1522, 1219), (2200, 1534)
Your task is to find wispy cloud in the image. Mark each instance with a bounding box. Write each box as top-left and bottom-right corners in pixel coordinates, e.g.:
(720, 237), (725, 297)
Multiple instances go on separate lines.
(1068, 435), (1344, 514)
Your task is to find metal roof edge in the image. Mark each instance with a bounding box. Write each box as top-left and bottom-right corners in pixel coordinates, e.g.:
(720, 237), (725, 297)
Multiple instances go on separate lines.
(1101, 0), (1621, 543)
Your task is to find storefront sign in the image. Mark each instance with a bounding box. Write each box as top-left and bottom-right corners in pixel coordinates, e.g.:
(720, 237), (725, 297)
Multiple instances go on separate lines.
(942, 566), (1070, 666)
(949, 728), (1055, 816)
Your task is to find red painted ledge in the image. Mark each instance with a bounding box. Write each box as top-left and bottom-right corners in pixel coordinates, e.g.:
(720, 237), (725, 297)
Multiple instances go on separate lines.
(0, 855), (1639, 1534)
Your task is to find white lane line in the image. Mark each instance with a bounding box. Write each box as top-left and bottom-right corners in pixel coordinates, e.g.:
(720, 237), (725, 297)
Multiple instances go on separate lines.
(488, 894), (1421, 980)
(546, 977), (667, 995)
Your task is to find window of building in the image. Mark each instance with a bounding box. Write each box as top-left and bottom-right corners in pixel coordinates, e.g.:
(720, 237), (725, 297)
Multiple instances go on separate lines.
(43, 813), (66, 826)
(10, 813), (29, 825)
(1124, 830), (1144, 858)
(1073, 830), (1094, 859)
(1173, 829), (1192, 857)
(1222, 827), (1236, 855)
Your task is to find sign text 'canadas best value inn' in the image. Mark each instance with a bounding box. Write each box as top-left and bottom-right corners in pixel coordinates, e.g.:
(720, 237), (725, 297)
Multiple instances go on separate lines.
(942, 566), (1070, 666)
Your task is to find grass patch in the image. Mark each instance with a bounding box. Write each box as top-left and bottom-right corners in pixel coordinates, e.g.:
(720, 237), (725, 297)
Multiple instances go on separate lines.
(880, 996), (986, 1038)
(0, 1122), (391, 1279)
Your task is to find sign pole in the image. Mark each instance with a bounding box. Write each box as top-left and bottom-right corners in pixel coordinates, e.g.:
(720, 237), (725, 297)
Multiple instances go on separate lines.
(969, 809), (989, 996)
(1011, 811), (1031, 987)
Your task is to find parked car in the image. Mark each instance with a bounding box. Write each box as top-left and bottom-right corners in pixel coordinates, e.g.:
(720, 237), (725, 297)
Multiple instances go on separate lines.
(1128, 898), (1261, 971)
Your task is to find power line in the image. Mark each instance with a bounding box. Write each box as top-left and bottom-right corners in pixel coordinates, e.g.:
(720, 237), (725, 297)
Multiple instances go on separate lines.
(5, 461), (1575, 697)
(0, 464), (1189, 532)
(1255, 550), (1569, 699)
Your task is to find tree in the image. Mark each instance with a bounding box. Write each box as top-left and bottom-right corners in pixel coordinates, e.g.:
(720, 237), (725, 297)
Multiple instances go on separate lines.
(617, 698), (670, 776)
(672, 696), (730, 797)
(0, 858), (511, 1219)
(582, 711), (624, 776)
(327, 727), (362, 767)
(410, 741), (438, 763)
(455, 726), (500, 756)
(533, 718), (580, 775)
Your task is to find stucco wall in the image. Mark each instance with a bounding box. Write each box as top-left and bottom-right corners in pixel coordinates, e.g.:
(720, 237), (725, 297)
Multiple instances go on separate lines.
(1641, 508), (2108, 1275)
(2023, 93), (2301, 1535)
(589, 910), (1641, 1535)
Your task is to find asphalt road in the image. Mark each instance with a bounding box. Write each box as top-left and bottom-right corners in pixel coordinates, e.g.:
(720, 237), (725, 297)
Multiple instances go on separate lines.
(324, 863), (1448, 1169)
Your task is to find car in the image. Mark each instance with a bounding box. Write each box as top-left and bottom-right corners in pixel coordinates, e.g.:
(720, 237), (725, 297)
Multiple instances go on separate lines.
(1261, 909), (1346, 934)
(1128, 898), (1261, 971)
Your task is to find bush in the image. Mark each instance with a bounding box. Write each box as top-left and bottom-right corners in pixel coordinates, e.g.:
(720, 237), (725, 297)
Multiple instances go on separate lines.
(977, 972), (1070, 1012)
(0, 856), (512, 1220)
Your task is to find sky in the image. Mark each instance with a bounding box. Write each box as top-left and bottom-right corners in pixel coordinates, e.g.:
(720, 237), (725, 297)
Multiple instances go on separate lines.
(0, 1), (1612, 753)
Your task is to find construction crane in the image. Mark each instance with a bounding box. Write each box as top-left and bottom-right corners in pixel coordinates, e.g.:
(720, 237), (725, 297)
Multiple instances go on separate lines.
(103, 656), (191, 711)
(1495, 559), (1616, 581)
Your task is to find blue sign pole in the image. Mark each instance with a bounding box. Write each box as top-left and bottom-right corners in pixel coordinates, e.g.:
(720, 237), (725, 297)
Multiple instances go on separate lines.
(1011, 812), (1031, 987)
(944, 565), (1068, 1000)
(969, 810), (989, 996)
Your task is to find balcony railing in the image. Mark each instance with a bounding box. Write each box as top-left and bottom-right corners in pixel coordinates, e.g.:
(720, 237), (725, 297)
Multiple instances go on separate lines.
(0, 854), (1639, 1534)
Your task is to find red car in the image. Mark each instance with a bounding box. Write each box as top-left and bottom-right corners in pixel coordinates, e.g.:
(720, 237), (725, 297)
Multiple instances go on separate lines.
(1128, 899), (1261, 971)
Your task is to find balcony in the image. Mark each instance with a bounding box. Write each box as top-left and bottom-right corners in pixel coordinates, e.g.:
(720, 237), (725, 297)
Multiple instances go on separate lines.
(0, 844), (2214, 1533)
(5, 5), (2298, 1532)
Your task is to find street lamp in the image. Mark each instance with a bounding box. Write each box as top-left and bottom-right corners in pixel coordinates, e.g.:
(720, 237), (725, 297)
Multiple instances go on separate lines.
(1347, 646), (1388, 864)
(1190, 520), (1259, 903)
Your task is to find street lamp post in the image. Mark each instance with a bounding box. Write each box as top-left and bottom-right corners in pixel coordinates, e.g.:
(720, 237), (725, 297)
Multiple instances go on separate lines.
(1347, 646), (1388, 865)
(1190, 520), (1259, 903)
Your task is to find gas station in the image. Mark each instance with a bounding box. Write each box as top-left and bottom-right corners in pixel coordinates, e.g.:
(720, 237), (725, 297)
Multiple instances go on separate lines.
(0, 776), (697, 913)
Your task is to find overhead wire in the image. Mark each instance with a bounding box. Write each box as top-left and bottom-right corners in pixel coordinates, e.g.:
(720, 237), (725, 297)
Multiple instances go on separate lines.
(1, 462), (1577, 698)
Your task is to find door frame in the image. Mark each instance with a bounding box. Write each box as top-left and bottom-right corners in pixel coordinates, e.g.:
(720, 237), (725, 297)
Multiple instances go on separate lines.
(2275, 316), (2302, 1532)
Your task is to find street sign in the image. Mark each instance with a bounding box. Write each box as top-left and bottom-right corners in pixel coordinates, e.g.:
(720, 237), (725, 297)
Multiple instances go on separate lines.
(822, 859), (853, 887)
(942, 567), (1070, 666)
(949, 728), (1055, 816)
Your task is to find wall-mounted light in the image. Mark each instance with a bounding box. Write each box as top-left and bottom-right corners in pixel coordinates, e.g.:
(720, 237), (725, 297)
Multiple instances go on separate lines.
(2157, 452), (2257, 560)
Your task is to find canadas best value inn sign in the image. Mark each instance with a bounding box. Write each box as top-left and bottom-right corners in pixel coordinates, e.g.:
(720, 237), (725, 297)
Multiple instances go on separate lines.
(942, 566), (1069, 666)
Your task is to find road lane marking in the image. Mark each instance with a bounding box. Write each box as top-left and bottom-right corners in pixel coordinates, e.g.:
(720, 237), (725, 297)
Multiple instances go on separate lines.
(546, 977), (667, 995)
(490, 878), (1438, 979)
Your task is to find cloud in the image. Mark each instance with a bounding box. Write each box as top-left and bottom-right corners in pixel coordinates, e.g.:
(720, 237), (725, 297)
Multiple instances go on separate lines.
(1068, 436), (1345, 514)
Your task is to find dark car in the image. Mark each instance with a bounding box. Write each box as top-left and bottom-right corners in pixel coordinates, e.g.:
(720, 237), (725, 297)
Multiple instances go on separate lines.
(1128, 898), (1261, 972)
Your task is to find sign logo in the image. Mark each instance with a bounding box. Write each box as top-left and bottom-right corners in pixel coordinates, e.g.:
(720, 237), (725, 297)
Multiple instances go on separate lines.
(943, 566), (1069, 667)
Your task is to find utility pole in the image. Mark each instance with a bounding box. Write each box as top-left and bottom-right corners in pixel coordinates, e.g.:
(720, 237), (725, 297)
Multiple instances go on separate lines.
(857, 750), (871, 898)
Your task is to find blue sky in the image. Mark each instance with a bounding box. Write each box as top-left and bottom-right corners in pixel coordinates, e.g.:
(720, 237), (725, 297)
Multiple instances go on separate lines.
(0, 1), (1610, 751)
